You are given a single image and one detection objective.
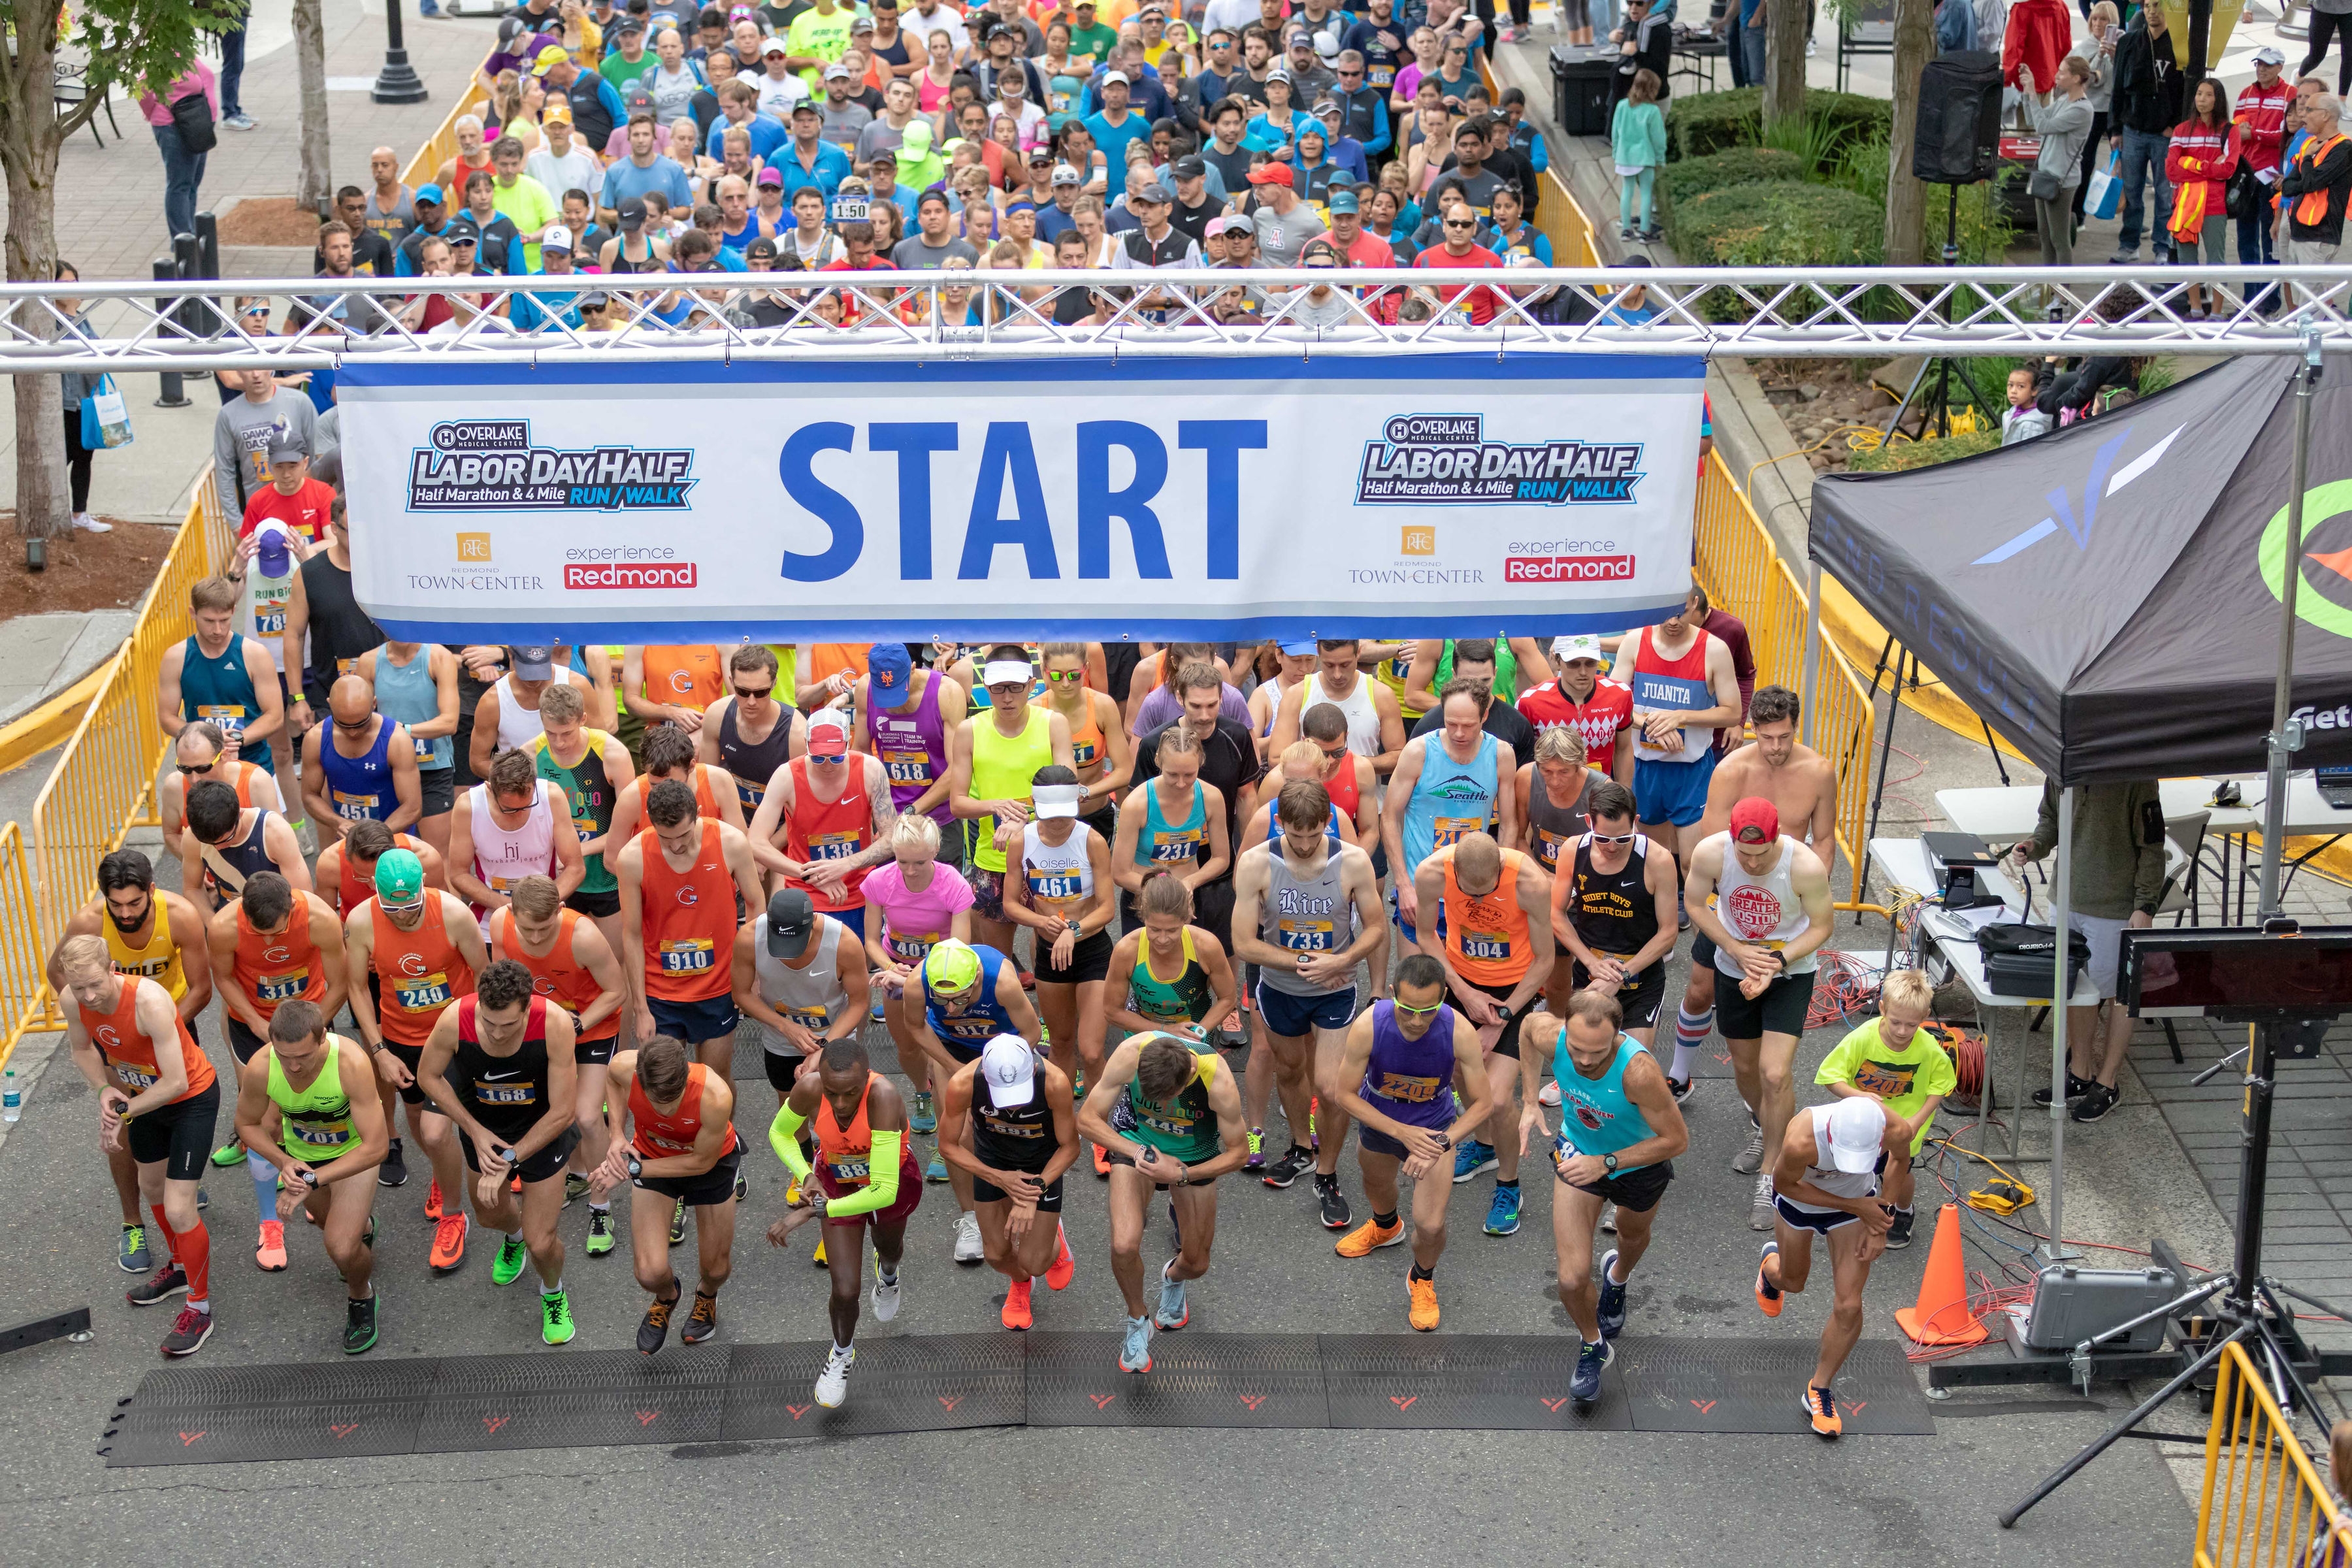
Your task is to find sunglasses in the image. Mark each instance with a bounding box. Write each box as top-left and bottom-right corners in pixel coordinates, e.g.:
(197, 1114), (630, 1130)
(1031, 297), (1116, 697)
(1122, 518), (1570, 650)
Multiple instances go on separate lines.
(1590, 830), (1639, 844)
(1045, 669), (1084, 683)
(808, 751), (848, 763)
(1392, 997), (1443, 1016)
(1443, 219), (1475, 229)
(733, 683), (774, 700)
(182, 759), (217, 774)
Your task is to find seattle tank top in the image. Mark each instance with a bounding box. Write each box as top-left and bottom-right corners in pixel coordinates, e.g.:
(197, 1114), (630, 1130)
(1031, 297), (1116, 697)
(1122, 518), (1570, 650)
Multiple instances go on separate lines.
(1400, 730), (1497, 877)
(753, 913), (851, 1045)
(1552, 1032), (1659, 1170)
(1710, 835), (1818, 977)
(372, 644), (452, 772)
(1360, 998), (1458, 1130)
(867, 667), (951, 823)
(318, 716), (398, 825)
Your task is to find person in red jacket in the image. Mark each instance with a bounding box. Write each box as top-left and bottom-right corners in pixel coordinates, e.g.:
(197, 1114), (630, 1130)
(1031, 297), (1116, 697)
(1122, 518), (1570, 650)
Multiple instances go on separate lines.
(2235, 46), (2293, 272)
(2166, 77), (2243, 318)
(2001, 0), (2072, 94)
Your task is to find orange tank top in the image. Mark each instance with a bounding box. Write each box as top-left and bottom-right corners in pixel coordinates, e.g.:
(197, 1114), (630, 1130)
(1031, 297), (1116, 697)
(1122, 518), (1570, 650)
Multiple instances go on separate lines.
(231, 902), (325, 1020)
(222, 758), (265, 808)
(80, 977), (214, 1101)
(1040, 693), (1107, 776)
(1443, 848), (1535, 988)
(693, 766), (721, 820)
(815, 1070), (887, 1187)
(335, 833), (425, 919)
(629, 1060), (738, 1160)
(808, 643), (871, 685)
(783, 755), (875, 912)
(642, 646), (726, 715)
(493, 907), (619, 1041)
(368, 894), (475, 1047)
(637, 819), (737, 1002)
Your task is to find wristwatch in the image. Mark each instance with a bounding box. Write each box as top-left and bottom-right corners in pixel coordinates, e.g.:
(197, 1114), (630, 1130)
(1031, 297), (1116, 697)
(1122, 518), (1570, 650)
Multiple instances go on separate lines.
(1602, 1152), (1619, 1173)
(1437, 1133), (1454, 1151)
(627, 1152), (644, 1184)
(1492, 1002), (1514, 1022)
(498, 1145), (519, 1167)
(1771, 951), (1788, 972)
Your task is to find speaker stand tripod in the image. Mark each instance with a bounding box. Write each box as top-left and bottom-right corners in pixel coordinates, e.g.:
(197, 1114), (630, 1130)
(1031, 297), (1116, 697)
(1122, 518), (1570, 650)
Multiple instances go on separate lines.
(1885, 184), (2003, 442)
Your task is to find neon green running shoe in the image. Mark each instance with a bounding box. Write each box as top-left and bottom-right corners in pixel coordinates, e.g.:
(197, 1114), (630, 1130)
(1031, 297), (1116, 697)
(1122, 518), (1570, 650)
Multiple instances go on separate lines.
(584, 1207), (615, 1257)
(492, 1233), (530, 1286)
(540, 1288), (575, 1345)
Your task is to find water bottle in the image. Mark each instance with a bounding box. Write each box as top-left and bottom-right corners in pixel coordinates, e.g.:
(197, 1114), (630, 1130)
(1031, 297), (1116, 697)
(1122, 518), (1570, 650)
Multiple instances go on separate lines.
(3, 1066), (20, 1122)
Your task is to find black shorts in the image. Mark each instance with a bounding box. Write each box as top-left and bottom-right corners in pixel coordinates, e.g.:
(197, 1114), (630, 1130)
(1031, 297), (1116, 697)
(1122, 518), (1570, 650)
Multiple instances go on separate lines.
(1774, 1154), (1887, 1234)
(1690, 932), (1716, 971)
(1570, 960), (1667, 1031)
(1034, 926), (1113, 987)
(127, 1081), (221, 1182)
(458, 1122), (582, 1184)
(226, 1014), (267, 1066)
(1105, 1148), (1217, 1187)
(384, 1039), (430, 1106)
(761, 1047), (814, 1094)
(973, 1169), (1065, 1212)
(419, 766), (456, 817)
(1561, 1151), (1676, 1214)
(566, 887), (621, 920)
(1450, 975), (1532, 1059)
(574, 1032), (618, 1066)
(637, 1145), (742, 1207)
(1715, 966), (1818, 1041)
(1079, 804), (1117, 844)
(648, 991), (740, 1044)
(1360, 1117), (1456, 1160)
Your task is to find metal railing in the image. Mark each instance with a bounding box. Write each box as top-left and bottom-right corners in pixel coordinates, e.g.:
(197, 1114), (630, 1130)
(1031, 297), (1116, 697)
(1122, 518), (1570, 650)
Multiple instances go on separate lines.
(2197, 1340), (2352, 1568)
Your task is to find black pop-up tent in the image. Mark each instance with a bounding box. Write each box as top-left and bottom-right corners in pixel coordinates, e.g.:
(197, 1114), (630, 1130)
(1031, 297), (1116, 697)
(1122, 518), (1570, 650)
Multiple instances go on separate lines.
(1809, 352), (2352, 786)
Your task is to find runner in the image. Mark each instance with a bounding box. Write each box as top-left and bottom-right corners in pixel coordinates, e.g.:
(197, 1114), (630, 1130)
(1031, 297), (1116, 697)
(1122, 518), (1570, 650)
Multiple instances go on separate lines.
(1282, 709), (1382, 849)
(1078, 1028), (1250, 1373)
(466, 647), (599, 778)
(859, 812), (974, 1130)
(624, 644), (728, 733)
(1411, 830), (1552, 1238)
(1248, 642), (1318, 759)
(46, 851), (212, 1275)
(299, 674), (423, 845)
(316, 819), (442, 921)
(947, 644), (1074, 958)
(747, 709), (897, 928)
(1401, 634), (1554, 713)
(593, 1034), (742, 1353)
(1267, 636), (1408, 781)
(1755, 1094), (1901, 1438)
(1005, 766), (1116, 1094)
(447, 749), (587, 919)
(1328, 954), (1488, 1330)
(1036, 642), (1133, 838)
(697, 644), (808, 813)
(56, 936), (220, 1357)
(1610, 595), (1742, 926)
(491, 874), (628, 1257)
(1516, 633), (1635, 785)
(1686, 797), (1835, 1230)
(907, 938), (1041, 1260)
(853, 640), (966, 836)
(159, 721), (284, 862)
(1241, 742), (1363, 849)
(1105, 872), (1240, 1061)
(766, 1035), (923, 1408)
(525, 681), (635, 960)
(1111, 726), (1233, 932)
(1382, 679), (1515, 947)
(157, 574), (286, 778)
(607, 723), (751, 849)
(179, 778), (310, 913)
(232, 1000), (391, 1354)
(734, 888), (871, 1254)
(343, 847), (487, 1272)
(1518, 727), (1603, 1017)
(1550, 779), (1680, 1073)
(1814, 968), (1950, 1251)
(1671, 686), (1840, 1143)
(1231, 778), (1386, 1225)
(205, 871), (347, 1269)
(939, 1032), (1081, 1329)
(1517, 990), (1689, 1405)
(617, 777), (764, 1081)
(357, 638), (461, 860)
(416, 959), (583, 1346)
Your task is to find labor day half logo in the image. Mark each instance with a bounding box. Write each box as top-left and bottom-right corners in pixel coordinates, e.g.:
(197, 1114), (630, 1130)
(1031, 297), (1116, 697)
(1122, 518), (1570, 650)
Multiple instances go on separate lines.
(1356, 414), (1644, 505)
(408, 419), (697, 512)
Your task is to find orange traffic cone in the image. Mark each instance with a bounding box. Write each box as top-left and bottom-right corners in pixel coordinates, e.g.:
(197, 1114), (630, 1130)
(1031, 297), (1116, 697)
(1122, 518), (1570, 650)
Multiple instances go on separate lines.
(1893, 1203), (1989, 1347)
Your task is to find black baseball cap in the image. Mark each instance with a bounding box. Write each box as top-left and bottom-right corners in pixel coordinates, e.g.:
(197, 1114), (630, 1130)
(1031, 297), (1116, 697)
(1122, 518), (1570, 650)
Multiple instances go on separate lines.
(765, 888), (817, 958)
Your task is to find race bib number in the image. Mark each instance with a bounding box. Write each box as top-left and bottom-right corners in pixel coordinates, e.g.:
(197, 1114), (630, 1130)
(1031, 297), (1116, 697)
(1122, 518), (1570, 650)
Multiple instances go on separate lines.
(1534, 828), (1569, 871)
(736, 777), (765, 808)
(257, 970), (308, 1003)
(808, 830), (860, 862)
(332, 788), (379, 822)
(1442, 305), (1473, 327)
(1458, 928), (1512, 962)
(786, 1005), (830, 1030)
(412, 737), (436, 759)
(196, 704), (250, 723)
(939, 1011), (998, 1041)
(1028, 872), (1084, 906)
(881, 748), (932, 785)
(476, 1083), (536, 1106)
(394, 973), (453, 1011)
(888, 930), (938, 963)
(1149, 828), (1202, 862)
(1373, 1071), (1442, 1103)
(659, 938), (717, 973)
(1433, 814), (1484, 847)
(290, 1115), (352, 1147)
(252, 606), (287, 638)
(826, 1156), (870, 1184)
(1071, 736), (1099, 768)
(1279, 918), (1336, 953)
(113, 1065), (160, 1091)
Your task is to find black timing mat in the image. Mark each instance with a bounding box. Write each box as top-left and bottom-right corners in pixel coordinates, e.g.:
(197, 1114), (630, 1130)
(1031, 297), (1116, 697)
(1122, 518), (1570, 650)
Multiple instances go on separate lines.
(100, 1332), (1933, 1464)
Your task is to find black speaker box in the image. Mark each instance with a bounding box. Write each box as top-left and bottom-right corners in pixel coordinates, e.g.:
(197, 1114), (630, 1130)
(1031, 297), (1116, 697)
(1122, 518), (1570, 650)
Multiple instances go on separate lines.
(1912, 50), (2003, 185)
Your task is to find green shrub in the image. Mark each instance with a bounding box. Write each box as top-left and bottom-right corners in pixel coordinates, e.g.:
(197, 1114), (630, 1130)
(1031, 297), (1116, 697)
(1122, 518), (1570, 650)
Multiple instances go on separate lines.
(1659, 146), (1809, 208)
(1671, 182), (1885, 268)
(1664, 87), (1891, 161)
(1846, 429), (2002, 472)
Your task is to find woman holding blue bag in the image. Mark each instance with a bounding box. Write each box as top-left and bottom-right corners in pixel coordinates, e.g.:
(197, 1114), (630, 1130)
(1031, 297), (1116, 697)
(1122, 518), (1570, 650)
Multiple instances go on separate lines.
(55, 261), (117, 535)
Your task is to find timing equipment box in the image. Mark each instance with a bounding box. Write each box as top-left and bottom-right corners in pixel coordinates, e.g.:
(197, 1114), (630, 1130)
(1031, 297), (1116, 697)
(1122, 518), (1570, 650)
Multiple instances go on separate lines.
(1550, 46), (1617, 137)
(1978, 923), (2090, 999)
(2021, 1264), (2182, 1352)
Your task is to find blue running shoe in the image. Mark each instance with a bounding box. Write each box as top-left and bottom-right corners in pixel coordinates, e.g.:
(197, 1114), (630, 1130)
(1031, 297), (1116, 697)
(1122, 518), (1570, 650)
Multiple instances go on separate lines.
(1571, 1337), (1613, 1404)
(1482, 1183), (1522, 1236)
(926, 1151), (948, 1183)
(1452, 1139), (1497, 1184)
(1119, 1313), (1154, 1373)
(909, 1092), (938, 1135)
(1596, 1249), (1629, 1339)
(1155, 1260), (1189, 1329)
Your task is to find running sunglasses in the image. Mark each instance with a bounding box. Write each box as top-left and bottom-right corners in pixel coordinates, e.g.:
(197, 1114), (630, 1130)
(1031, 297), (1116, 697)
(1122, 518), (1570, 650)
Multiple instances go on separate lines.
(1443, 219), (1476, 230)
(1044, 669), (1085, 683)
(182, 759), (217, 774)
(732, 682), (774, 700)
(1391, 997), (1443, 1016)
(1589, 830), (1639, 843)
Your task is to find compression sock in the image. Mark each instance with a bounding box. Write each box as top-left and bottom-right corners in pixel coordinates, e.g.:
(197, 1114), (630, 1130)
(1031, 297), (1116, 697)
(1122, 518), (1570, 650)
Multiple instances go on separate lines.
(248, 1150), (277, 1220)
(1672, 1005), (1713, 1081)
(1373, 1211), (1399, 1230)
(157, 1205), (212, 1305)
(1409, 1262), (1434, 1282)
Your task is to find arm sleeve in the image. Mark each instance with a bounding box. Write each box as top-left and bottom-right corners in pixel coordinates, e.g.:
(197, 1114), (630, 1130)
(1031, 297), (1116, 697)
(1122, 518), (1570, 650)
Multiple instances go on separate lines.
(821, 1128), (903, 1215)
(768, 1101), (813, 1178)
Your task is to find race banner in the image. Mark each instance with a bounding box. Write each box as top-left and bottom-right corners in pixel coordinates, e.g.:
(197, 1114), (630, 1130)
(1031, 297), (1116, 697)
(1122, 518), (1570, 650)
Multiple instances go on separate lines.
(335, 353), (1704, 643)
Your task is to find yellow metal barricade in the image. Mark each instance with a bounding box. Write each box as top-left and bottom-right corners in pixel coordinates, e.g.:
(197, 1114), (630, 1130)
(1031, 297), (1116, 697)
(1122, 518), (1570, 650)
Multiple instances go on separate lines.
(2198, 1340), (2352, 1568)
(0, 823), (58, 1068)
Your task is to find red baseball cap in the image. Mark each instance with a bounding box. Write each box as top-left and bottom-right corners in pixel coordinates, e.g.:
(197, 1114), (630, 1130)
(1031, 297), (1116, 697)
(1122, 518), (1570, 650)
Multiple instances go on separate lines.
(1729, 797), (1779, 845)
(1247, 162), (1294, 187)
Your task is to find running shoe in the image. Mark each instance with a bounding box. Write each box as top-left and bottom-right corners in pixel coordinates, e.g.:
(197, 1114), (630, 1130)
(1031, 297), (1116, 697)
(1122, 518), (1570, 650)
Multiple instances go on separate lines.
(1886, 1207), (1916, 1249)
(492, 1233), (530, 1286)
(1244, 1127), (1265, 1171)
(126, 1262), (188, 1307)
(222, 110), (258, 130)
(926, 1151), (949, 1184)
(785, 1179), (803, 1207)
(160, 1304), (214, 1358)
(813, 1237), (827, 1269)
(669, 1196), (687, 1247)
(1667, 1075), (1696, 1105)
(2070, 1082), (2120, 1122)
(585, 1207), (616, 1256)
(1732, 1115), (1765, 1174)
(681, 1290), (719, 1345)
(1335, 1216), (1405, 1257)
(1119, 1314), (1154, 1373)
(1755, 1241), (1783, 1317)
(1750, 1171), (1776, 1232)
(638, 1290), (677, 1354)
(1408, 1273), (1441, 1331)
(1538, 1079), (1561, 1108)
(2033, 1072), (2094, 1109)
(1571, 1337), (1612, 1403)
(1045, 1221), (1075, 1290)
(255, 1220), (289, 1272)
(1154, 1259), (1189, 1330)
(909, 1091), (938, 1134)
(424, 1179), (444, 1221)
(1597, 1249), (1629, 1339)
(734, 1167), (747, 1201)
(210, 1139), (242, 1169)
(1600, 1201), (1618, 1235)
(1483, 1184), (1521, 1236)
(118, 1223), (150, 1273)
(1002, 1277), (1034, 1330)
(379, 1137), (408, 1188)
(1261, 1145), (1315, 1189)
(1803, 1382), (1842, 1439)
(1452, 1139), (1498, 1183)
(344, 1294), (379, 1356)
(1092, 1141), (1110, 1177)
(873, 1262), (902, 1322)
(954, 1211), (984, 1264)
(1315, 1173), (1351, 1230)
(869, 990), (885, 1021)
(429, 1211), (469, 1274)
(197, 1185), (208, 1211)
(815, 1343), (855, 1407)
(564, 1171), (591, 1207)
(540, 1288), (576, 1345)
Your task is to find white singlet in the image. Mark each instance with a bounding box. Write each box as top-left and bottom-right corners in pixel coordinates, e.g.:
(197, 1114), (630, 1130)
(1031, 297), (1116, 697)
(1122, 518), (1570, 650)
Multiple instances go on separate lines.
(752, 914), (850, 1049)
(1709, 833), (1818, 977)
(468, 779), (561, 899)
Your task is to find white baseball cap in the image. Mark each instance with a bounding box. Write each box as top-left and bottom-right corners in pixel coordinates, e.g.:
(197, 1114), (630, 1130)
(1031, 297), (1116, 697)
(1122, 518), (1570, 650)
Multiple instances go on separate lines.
(1552, 633), (1604, 665)
(1823, 1096), (1888, 1173)
(981, 1033), (1036, 1107)
(540, 223), (575, 253)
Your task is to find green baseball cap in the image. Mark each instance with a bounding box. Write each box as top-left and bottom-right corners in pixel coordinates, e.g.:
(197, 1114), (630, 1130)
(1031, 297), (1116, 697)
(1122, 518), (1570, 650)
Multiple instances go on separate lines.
(924, 939), (981, 994)
(375, 848), (426, 907)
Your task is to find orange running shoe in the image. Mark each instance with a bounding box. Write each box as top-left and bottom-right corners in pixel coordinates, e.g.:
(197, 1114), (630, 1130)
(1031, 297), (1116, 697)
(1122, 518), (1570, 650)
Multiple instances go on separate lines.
(1408, 1273), (1441, 1331)
(509, 1173), (522, 1195)
(429, 1211), (470, 1275)
(1045, 1221), (1075, 1290)
(255, 1220), (288, 1272)
(1755, 1241), (1783, 1318)
(1002, 1277), (1035, 1330)
(1803, 1383), (1842, 1439)
(424, 1179), (444, 1221)
(1092, 1141), (1110, 1177)
(1336, 1217), (1405, 1258)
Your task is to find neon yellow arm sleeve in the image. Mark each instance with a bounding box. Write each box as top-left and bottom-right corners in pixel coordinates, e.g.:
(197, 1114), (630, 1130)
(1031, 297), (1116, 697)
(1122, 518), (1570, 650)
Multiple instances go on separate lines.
(769, 1102), (813, 1180)
(821, 1128), (902, 1217)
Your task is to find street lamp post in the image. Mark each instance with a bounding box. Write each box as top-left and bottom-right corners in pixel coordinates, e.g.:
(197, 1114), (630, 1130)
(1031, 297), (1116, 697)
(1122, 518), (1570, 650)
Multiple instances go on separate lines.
(372, 0), (429, 105)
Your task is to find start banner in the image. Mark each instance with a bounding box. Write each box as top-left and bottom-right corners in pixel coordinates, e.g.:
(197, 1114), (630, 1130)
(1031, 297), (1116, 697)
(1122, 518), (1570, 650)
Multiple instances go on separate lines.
(336, 353), (1703, 643)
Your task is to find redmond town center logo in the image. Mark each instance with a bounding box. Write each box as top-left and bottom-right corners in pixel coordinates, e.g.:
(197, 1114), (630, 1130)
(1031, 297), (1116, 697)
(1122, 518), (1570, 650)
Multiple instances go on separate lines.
(408, 420), (698, 512)
(1356, 414), (1644, 506)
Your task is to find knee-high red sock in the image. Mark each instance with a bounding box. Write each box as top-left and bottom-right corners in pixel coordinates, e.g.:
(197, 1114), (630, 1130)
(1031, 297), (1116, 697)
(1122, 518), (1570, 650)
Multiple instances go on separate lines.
(156, 1204), (212, 1306)
(149, 1203), (180, 1270)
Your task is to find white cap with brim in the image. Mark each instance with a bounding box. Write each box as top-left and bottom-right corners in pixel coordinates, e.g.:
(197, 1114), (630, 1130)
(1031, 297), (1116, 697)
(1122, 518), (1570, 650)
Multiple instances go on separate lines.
(1551, 633), (1605, 664)
(1823, 1096), (1887, 1173)
(981, 1033), (1037, 1107)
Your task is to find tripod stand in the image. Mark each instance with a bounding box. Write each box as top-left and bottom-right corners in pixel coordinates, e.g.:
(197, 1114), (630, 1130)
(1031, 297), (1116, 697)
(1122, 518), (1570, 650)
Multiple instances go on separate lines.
(1883, 184), (2003, 442)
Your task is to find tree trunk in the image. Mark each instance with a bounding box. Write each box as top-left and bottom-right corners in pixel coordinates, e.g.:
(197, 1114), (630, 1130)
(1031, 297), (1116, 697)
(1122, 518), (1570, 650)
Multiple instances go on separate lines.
(295, 0), (331, 210)
(1884, 0), (1935, 264)
(1764, 0), (1809, 132)
(2, 18), (69, 540)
